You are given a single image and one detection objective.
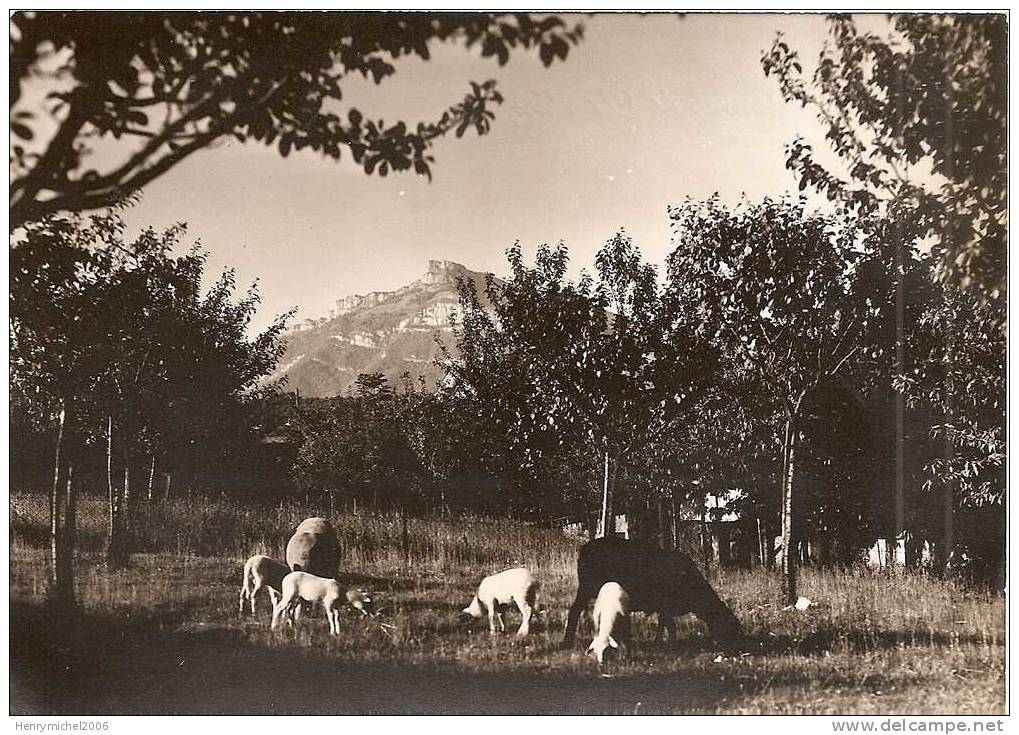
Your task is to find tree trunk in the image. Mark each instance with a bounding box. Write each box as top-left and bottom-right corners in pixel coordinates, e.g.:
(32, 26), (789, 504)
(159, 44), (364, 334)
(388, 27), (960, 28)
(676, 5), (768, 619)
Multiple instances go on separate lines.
(106, 416), (114, 531)
(943, 476), (955, 573)
(106, 416), (125, 568)
(56, 460), (76, 608)
(147, 455), (156, 502)
(599, 450), (611, 538)
(122, 452), (131, 532)
(119, 453), (132, 557)
(894, 235), (906, 543)
(50, 405), (65, 591)
(669, 488), (678, 550)
(941, 65), (956, 578)
(699, 498), (711, 569)
(756, 515), (766, 569)
(164, 472), (172, 502)
(780, 412), (799, 605)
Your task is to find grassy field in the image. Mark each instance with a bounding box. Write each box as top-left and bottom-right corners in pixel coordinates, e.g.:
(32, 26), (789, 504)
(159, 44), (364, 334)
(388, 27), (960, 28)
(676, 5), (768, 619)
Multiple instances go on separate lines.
(9, 492), (1006, 715)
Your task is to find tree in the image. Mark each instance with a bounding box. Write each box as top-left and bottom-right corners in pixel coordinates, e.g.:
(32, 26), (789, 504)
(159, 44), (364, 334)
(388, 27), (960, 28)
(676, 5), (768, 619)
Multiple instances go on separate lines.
(10, 12), (583, 228)
(440, 256), (601, 518)
(291, 373), (452, 513)
(446, 234), (717, 529)
(892, 278), (1005, 575)
(668, 196), (884, 603)
(11, 207), (292, 573)
(763, 16), (1006, 566)
(762, 13), (1006, 313)
(11, 212), (127, 585)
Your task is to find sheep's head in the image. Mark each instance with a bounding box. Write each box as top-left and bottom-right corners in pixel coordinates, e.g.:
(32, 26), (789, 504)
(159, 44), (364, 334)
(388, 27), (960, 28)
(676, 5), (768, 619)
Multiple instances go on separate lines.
(532, 604), (549, 629)
(586, 635), (618, 666)
(460, 595), (484, 621)
(707, 603), (745, 648)
(346, 587), (374, 616)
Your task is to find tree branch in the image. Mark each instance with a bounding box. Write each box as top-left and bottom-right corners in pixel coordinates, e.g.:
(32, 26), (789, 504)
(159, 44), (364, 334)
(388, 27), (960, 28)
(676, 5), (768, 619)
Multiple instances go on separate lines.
(825, 343), (861, 378)
(10, 94), (94, 219)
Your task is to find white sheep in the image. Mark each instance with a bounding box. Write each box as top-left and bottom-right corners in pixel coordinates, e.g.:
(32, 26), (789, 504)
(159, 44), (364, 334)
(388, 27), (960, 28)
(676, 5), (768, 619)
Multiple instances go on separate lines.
(587, 581), (631, 666)
(238, 554), (290, 616)
(271, 571), (372, 636)
(461, 567), (538, 636)
(285, 517), (339, 577)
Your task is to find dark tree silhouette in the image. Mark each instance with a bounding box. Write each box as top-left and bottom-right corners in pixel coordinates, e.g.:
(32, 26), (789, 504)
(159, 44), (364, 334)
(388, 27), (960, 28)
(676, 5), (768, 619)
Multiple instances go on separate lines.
(11, 207), (292, 575)
(447, 234), (717, 531)
(762, 14), (1006, 313)
(10, 12), (583, 228)
(669, 197), (887, 603)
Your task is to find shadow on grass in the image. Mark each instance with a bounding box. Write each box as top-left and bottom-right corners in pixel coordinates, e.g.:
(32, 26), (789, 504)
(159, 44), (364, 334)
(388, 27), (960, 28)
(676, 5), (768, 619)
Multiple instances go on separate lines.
(11, 601), (739, 715)
(12, 602), (999, 715)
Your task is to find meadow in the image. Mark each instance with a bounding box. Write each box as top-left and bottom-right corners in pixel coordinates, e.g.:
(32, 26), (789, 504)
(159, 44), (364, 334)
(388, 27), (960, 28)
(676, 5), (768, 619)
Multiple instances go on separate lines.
(9, 491), (1006, 715)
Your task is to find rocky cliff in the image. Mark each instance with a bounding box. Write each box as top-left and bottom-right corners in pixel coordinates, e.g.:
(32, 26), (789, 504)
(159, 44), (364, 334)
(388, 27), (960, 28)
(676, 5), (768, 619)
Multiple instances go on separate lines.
(276, 260), (495, 397)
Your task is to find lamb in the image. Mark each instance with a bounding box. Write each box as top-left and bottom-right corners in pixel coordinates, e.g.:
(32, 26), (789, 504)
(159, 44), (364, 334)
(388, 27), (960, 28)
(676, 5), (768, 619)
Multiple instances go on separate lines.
(587, 581), (631, 666)
(238, 554), (291, 616)
(271, 571), (373, 636)
(461, 567), (538, 636)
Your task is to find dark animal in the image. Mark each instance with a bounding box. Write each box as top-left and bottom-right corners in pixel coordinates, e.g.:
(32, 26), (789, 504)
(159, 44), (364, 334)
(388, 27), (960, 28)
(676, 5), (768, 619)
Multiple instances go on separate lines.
(285, 517), (340, 578)
(562, 536), (743, 647)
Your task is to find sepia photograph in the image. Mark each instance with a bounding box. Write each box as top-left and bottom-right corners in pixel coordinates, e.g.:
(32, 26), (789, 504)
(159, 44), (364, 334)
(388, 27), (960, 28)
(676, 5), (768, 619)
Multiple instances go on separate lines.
(8, 9), (1007, 718)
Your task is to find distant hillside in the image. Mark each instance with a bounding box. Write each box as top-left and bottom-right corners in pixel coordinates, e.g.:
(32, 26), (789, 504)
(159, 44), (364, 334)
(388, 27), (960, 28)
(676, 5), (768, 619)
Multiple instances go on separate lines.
(275, 260), (496, 397)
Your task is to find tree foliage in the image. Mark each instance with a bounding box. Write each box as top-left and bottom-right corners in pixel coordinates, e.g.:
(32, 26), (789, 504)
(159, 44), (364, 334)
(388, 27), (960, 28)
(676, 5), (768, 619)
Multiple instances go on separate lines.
(668, 196), (887, 600)
(10, 12), (583, 228)
(11, 207), (293, 569)
(293, 373), (427, 507)
(762, 14), (1006, 312)
(895, 286), (1005, 508)
(446, 233), (718, 521)
(762, 16), (1006, 529)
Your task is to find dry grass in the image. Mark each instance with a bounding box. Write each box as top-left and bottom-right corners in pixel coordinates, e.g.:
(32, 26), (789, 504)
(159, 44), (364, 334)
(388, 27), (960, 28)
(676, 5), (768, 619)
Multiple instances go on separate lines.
(9, 492), (1005, 715)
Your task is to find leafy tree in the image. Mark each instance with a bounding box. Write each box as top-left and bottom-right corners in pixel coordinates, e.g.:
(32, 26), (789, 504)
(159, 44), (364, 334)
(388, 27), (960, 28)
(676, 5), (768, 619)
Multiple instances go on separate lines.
(292, 374), (437, 512)
(10, 12), (583, 228)
(447, 233), (717, 529)
(668, 196), (885, 603)
(893, 278), (1005, 575)
(795, 380), (887, 561)
(11, 208), (291, 573)
(901, 289), (1005, 507)
(762, 13), (1006, 312)
(9, 215), (116, 603)
(153, 255), (292, 496)
(762, 3), (1009, 550)
(671, 364), (788, 563)
(440, 249), (601, 517)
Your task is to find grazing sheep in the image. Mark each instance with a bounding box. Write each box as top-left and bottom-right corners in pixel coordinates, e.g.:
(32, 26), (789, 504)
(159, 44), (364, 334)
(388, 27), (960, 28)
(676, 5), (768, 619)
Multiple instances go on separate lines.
(238, 554), (290, 616)
(271, 571), (373, 636)
(562, 536), (743, 648)
(285, 517), (340, 578)
(462, 567), (538, 636)
(587, 581), (631, 666)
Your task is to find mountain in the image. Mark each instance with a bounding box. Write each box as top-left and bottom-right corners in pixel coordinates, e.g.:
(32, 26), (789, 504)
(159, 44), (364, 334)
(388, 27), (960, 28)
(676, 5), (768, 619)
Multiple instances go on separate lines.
(274, 259), (496, 397)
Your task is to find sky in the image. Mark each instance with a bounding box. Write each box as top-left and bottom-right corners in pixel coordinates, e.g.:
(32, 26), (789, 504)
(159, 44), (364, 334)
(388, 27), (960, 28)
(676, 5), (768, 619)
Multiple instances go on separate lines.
(115, 13), (855, 331)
